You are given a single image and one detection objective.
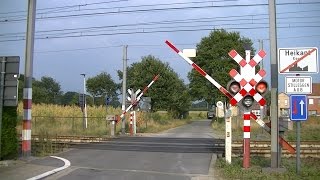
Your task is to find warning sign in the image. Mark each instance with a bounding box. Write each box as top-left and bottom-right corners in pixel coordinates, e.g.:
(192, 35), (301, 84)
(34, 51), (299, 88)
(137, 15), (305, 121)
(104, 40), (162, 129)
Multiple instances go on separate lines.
(285, 76), (312, 94)
(278, 47), (318, 74)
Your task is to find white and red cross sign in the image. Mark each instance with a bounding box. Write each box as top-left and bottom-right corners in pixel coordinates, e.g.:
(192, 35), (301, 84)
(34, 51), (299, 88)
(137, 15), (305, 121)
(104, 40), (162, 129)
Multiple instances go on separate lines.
(228, 49), (267, 106)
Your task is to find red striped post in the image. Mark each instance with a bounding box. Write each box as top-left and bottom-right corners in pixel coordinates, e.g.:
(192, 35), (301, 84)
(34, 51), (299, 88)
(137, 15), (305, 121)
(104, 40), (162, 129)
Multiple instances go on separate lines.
(119, 74), (160, 121)
(22, 88), (32, 156)
(129, 112), (133, 136)
(243, 111), (251, 168)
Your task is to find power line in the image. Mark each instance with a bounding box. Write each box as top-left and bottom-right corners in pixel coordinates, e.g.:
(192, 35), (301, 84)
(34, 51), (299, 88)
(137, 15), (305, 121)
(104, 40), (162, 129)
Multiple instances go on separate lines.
(1, 10), (320, 38)
(1, 18), (319, 41)
(1, 2), (320, 23)
(33, 34), (320, 54)
(2, 24), (318, 43)
(0, 0), (234, 20)
(0, 0), (129, 15)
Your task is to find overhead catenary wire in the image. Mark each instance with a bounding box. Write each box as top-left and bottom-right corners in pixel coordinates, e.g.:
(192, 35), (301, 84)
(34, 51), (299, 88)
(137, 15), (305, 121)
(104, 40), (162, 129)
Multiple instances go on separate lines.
(0, 0), (130, 16)
(1, 9), (320, 38)
(1, 23), (320, 42)
(30, 33), (320, 54)
(1, 1), (320, 23)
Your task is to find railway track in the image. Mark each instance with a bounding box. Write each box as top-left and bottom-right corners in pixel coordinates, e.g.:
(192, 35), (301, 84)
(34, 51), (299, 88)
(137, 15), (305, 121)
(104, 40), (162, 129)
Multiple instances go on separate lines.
(18, 135), (320, 157)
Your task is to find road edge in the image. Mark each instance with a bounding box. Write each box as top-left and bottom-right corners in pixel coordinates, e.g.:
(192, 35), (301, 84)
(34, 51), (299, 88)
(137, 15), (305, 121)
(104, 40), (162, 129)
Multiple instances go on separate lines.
(26, 156), (71, 180)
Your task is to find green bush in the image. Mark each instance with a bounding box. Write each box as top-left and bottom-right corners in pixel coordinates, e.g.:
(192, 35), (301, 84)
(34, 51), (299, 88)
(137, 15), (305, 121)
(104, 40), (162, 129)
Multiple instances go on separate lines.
(1, 106), (18, 160)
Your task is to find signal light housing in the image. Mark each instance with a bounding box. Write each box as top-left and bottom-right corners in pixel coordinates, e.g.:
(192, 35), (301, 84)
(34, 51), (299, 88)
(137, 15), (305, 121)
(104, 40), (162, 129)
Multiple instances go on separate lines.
(241, 95), (254, 108)
(255, 80), (268, 96)
(227, 80), (241, 95)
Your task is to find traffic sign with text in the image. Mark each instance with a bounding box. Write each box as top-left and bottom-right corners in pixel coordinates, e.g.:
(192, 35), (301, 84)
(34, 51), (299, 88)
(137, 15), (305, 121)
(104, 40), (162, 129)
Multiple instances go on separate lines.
(285, 76), (312, 94)
(290, 95), (308, 121)
(278, 47), (318, 74)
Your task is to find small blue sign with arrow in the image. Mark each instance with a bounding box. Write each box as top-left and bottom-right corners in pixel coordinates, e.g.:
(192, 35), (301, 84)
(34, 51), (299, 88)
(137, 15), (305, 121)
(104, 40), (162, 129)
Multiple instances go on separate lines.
(290, 95), (308, 121)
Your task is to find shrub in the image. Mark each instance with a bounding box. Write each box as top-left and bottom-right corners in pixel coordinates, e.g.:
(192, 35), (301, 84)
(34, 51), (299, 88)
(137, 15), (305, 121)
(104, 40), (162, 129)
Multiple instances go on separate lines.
(1, 107), (18, 160)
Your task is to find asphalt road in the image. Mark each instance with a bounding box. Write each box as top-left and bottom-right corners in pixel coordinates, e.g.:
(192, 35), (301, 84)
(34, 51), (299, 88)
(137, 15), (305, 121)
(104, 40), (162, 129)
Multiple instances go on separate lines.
(41, 120), (223, 180)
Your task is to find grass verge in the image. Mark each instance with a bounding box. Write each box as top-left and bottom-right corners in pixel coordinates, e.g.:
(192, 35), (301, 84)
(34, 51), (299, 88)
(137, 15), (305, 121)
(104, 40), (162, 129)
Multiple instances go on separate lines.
(215, 156), (320, 179)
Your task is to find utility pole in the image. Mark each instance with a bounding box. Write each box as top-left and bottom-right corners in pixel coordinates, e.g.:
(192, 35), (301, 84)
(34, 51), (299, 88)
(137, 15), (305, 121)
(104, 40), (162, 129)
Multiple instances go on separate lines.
(22, 0), (36, 158)
(259, 40), (265, 122)
(258, 39), (264, 69)
(0, 57), (5, 159)
(269, 0), (279, 168)
(80, 74), (88, 129)
(121, 45), (128, 135)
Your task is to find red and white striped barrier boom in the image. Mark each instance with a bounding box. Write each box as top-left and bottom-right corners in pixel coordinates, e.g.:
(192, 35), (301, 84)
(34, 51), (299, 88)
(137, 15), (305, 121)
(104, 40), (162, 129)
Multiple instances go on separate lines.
(165, 40), (232, 99)
(165, 40), (295, 154)
(119, 74), (160, 121)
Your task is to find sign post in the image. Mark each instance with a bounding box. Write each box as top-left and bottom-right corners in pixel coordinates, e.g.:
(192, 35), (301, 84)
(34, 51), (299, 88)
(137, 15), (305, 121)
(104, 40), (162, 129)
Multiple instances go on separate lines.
(279, 47), (318, 173)
(290, 95), (308, 174)
(225, 106), (232, 164)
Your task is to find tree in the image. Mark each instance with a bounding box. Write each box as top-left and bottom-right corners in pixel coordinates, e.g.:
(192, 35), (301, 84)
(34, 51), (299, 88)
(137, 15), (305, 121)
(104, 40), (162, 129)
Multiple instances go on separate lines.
(188, 29), (255, 105)
(86, 72), (119, 106)
(18, 75), (62, 104)
(118, 55), (191, 118)
(60, 91), (79, 105)
(32, 76), (62, 104)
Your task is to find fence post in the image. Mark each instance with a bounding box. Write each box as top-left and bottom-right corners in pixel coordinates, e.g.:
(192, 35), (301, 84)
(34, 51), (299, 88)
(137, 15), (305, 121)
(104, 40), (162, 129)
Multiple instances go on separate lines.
(34, 116), (37, 134)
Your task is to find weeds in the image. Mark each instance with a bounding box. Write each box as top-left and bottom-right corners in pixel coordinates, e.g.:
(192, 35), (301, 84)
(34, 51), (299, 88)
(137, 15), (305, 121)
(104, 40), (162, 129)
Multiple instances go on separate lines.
(215, 157), (320, 179)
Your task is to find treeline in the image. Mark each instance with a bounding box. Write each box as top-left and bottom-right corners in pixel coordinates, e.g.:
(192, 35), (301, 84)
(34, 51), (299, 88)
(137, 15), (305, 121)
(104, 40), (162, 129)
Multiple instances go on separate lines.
(18, 74), (120, 107)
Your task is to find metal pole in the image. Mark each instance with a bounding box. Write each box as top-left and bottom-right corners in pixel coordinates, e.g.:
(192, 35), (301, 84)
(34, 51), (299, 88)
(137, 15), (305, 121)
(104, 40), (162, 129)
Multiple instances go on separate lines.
(121, 45), (128, 135)
(259, 39), (265, 125)
(133, 111), (137, 134)
(296, 121), (301, 174)
(225, 106), (232, 164)
(22, 0), (36, 158)
(243, 110), (251, 168)
(269, 0), (279, 168)
(0, 57), (6, 159)
(80, 74), (87, 129)
(259, 39), (264, 69)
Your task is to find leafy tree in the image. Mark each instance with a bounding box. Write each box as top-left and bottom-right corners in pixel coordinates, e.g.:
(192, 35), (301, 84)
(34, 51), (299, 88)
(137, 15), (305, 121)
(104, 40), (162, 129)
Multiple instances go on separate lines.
(32, 76), (62, 104)
(188, 29), (255, 105)
(118, 55), (191, 118)
(18, 75), (62, 104)
(86, 72), (119, 106)
(61, 91), (79, 105)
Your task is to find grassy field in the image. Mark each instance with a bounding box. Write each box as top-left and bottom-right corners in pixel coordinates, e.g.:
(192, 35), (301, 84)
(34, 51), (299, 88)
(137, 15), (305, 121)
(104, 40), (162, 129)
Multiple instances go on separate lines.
(16, 103), (191, 136)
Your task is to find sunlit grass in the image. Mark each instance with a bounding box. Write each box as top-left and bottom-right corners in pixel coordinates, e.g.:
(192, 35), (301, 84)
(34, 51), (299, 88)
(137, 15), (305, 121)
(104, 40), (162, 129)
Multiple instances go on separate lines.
(16, 103), (190, 136)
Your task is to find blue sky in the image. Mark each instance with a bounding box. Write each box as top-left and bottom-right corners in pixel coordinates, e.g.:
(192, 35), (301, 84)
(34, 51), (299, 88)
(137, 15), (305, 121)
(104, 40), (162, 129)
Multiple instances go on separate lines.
(0, 0), (319, 96)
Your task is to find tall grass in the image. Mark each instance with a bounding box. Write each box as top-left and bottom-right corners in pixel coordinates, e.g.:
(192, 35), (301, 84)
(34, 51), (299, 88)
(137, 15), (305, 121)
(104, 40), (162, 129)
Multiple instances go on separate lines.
(16, 103), (190, 136)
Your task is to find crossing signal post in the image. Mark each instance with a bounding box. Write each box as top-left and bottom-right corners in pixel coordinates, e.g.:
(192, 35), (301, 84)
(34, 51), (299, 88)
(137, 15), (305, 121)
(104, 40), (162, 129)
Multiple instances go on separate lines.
(166, 40), (295, 168)
(228, 49), (268, 168)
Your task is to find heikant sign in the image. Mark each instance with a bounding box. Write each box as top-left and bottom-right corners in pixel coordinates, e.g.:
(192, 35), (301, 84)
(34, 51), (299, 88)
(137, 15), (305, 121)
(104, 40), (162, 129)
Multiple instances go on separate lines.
(278, 47), (318, 74)
(285, 76), (312, 94)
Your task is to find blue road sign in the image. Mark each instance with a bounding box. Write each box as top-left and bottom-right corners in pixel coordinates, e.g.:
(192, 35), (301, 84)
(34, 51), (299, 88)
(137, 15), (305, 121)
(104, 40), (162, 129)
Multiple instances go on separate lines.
(290, 95), (308, 121)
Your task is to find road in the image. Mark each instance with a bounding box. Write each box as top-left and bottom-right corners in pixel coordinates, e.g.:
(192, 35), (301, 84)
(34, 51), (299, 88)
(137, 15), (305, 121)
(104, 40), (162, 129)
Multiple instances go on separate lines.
(38, 120), (224, 180)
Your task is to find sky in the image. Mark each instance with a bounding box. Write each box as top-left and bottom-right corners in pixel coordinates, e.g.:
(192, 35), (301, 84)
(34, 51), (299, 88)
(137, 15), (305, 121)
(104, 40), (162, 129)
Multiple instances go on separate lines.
(0, 0), (319, 97)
